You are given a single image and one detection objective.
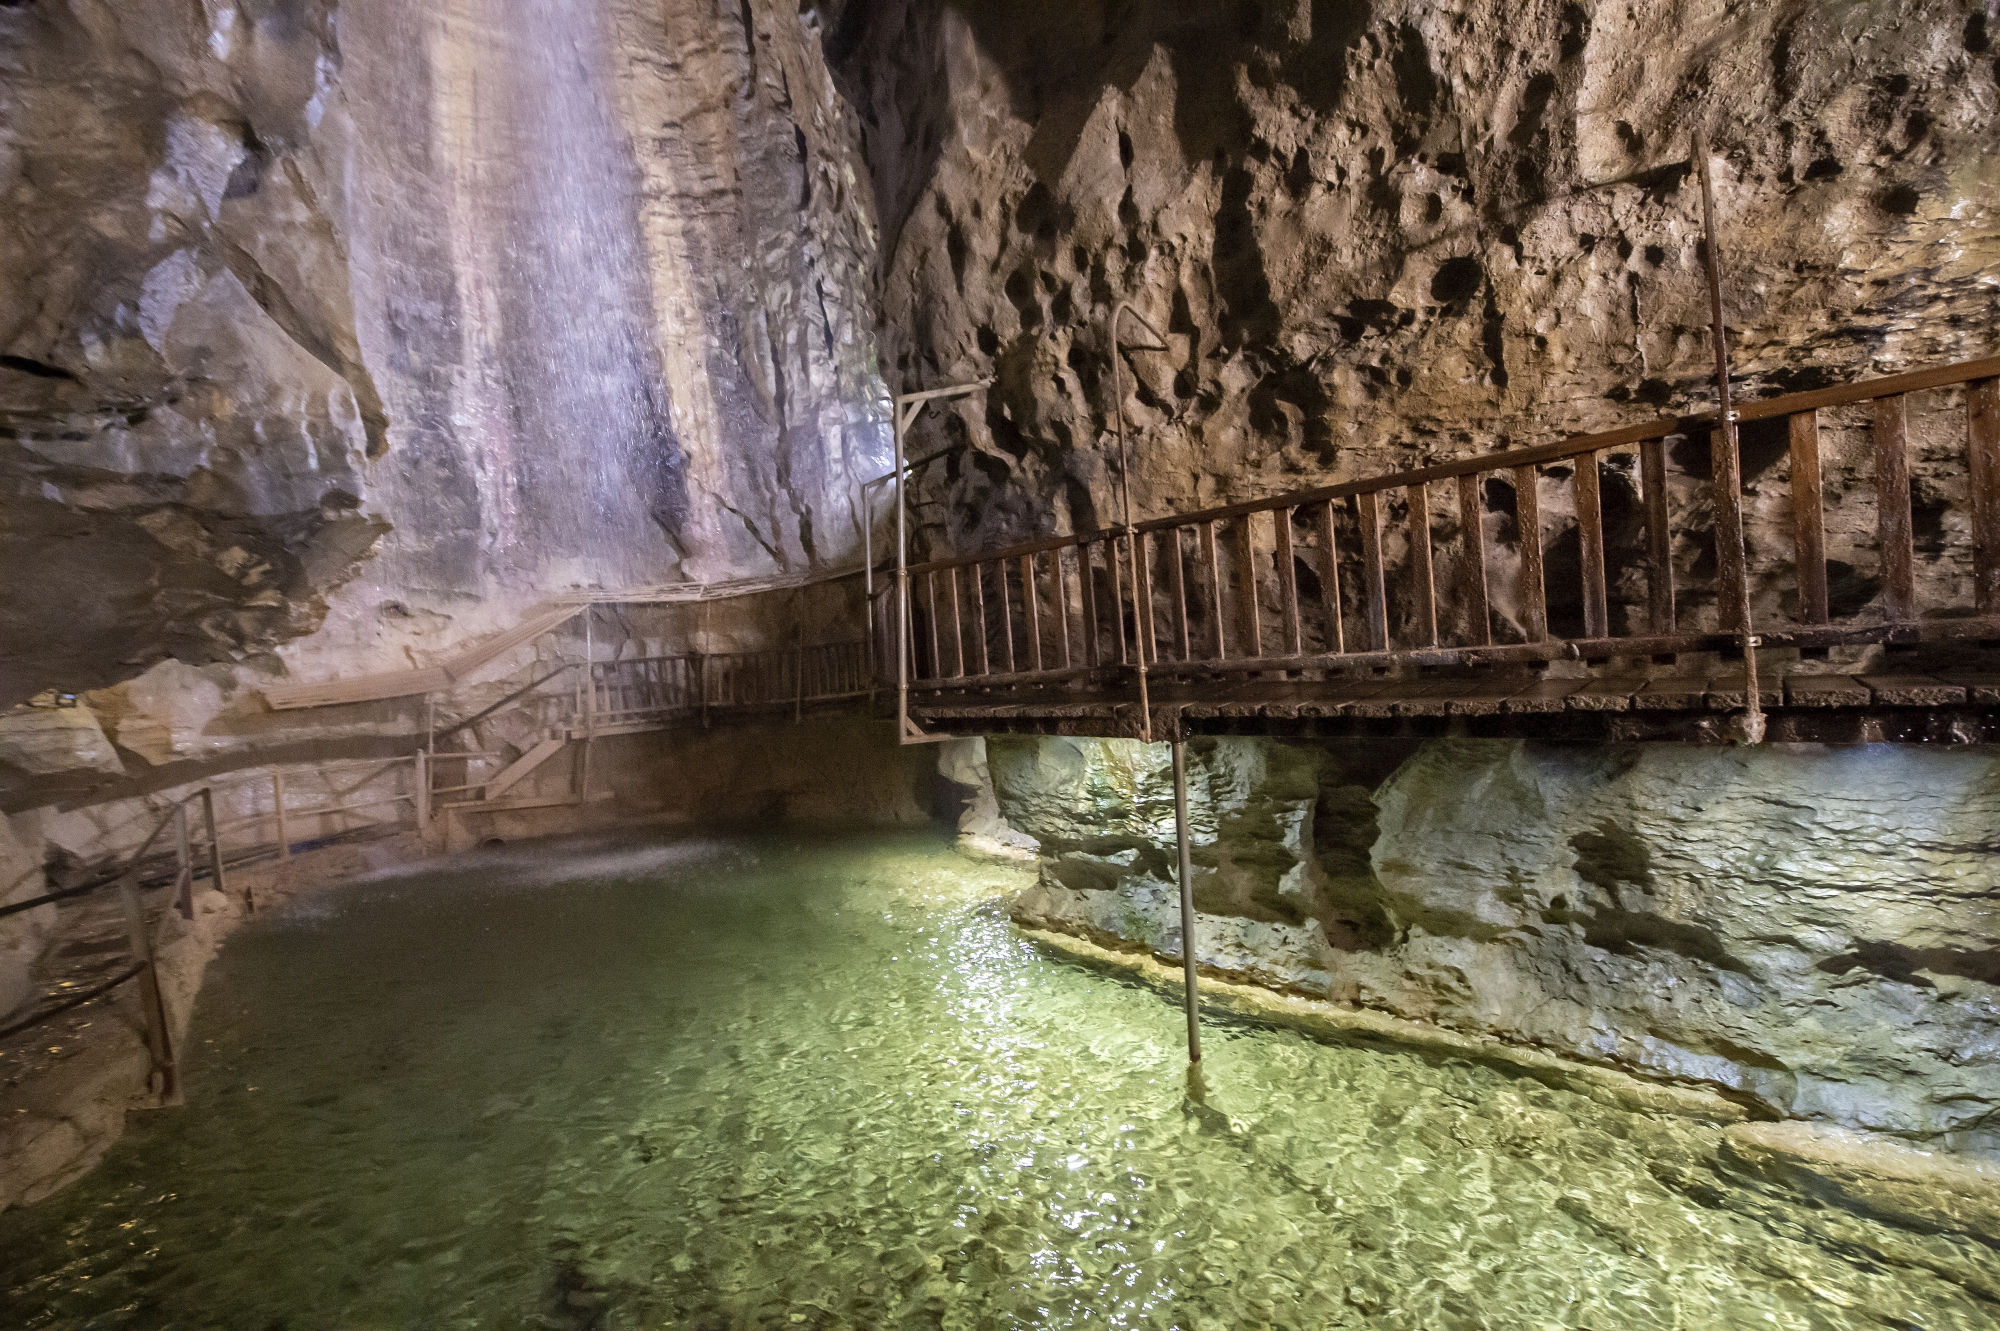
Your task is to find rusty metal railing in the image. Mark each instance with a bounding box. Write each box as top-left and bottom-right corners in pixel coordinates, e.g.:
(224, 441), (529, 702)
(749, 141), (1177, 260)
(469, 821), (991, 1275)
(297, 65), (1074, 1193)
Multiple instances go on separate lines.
(884, 354), (2000, 697)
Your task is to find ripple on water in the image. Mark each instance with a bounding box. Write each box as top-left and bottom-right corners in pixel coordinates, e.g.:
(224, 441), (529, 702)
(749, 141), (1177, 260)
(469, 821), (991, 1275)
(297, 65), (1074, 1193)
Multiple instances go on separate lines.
(1, 829), (1995, 1329)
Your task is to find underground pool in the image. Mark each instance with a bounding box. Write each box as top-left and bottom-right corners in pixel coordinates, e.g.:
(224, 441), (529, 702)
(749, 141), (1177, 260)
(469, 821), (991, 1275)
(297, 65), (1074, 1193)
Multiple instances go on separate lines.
(2, 829), (1995, 1329)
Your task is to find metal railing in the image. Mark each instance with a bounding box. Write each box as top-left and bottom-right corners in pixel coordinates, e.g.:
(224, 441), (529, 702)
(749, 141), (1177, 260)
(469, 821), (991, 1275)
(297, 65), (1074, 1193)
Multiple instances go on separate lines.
(884, 354), (2000, 696)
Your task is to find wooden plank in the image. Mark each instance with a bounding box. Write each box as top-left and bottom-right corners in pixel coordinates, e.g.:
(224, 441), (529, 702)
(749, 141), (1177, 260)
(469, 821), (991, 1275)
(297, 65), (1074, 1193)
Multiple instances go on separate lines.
(1876, 394), (1914, 621)
(1501, 676), (1589, 713)
(1705, 669), (1782, 711)
(1406, 483), (1437, 647)
(1274, 507), (1302, 656)
(1512, 464), (1547, 642)
(1789, 410), (1828, 624)
(1640, 437), (1675, 635)
(1317, 499), (1345, 654)
(1021, 554), (1043, 672)
(1711, 426), (1750, 632)
(1575, 452), (1608, 640)
(1201, 520), (1226, 658)
(1859, 674), (1965, 707)
(1050, 548), (1071, 669)
(1167, 528), (1191, 660)
(1136, 532), (1157, 667)
(1447, 672), (1540, 716)
(1237, 515), (1263, 658)
(973, 561), (992, 676)
(1077, 542), (1098, 669)
(1784, 673), (1870, 708)
(1566, 671), (1649, 712)
(1456, 472), (1491, 647)
(1358, 490), (1390, 650)
(1634, 674), (1709, 711)
(1969, 379), (2000, 614)
(924, 572), (941, 680)
(996, 559), (1016, 673)
(1389, 676), (1472, 717)
(1939, 671), (2000, 705)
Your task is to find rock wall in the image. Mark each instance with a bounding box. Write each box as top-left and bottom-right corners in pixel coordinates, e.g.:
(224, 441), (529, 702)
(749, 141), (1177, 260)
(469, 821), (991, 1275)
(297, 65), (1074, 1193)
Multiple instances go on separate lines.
(1, 0), (889, 714)
(993, 734), (2000, 1157)
(828, 0), (1999, 594)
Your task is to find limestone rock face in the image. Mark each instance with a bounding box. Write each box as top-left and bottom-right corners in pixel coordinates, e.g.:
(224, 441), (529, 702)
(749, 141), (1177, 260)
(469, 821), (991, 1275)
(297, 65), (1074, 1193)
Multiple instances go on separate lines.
(2, 1), (889, 710)
(828, 0), (2000, 603)
(995, 735), (2000, 1157)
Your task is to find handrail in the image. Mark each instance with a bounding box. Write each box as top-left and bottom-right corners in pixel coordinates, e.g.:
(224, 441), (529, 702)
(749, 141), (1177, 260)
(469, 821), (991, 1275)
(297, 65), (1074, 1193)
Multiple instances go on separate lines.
(903, 355), (2000, 576)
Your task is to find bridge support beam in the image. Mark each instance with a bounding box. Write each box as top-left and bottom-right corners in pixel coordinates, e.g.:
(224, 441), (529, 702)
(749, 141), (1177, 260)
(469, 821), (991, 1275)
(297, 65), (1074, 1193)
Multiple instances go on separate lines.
(1171, 738), (1201, 1066)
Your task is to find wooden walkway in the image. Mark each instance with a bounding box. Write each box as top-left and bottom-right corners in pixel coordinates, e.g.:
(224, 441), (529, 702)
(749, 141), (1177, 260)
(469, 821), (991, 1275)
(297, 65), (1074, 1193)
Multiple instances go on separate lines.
(882, 354), (2000, 745)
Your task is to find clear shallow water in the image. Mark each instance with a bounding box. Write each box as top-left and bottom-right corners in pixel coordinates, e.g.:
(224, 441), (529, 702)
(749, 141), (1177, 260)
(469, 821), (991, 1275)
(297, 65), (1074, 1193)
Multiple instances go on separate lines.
(2, 829), (1996, 1329)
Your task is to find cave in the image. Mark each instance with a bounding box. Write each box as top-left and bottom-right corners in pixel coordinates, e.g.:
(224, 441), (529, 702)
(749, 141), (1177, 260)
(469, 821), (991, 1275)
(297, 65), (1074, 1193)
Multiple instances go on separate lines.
(3, 1), (1999, 1324)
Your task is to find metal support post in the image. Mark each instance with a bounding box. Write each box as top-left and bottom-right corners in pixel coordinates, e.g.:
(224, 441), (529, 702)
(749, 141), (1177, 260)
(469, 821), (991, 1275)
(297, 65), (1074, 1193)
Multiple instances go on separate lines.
(198, 787), (228, 902)
(1171, 738), (1201, 1065)
(116, 871), (177, 1102)
(273, 771), (289, 860)
(172, 803), (194, 921)
(1111, 301), (1169, 742)
(414, 749), (430, 835)
(1694, 128), (1764, 743)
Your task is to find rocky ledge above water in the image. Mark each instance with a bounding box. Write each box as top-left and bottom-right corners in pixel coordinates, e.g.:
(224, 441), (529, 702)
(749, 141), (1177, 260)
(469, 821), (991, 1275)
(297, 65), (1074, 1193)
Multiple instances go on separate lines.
(973, 734), (2000, 1159)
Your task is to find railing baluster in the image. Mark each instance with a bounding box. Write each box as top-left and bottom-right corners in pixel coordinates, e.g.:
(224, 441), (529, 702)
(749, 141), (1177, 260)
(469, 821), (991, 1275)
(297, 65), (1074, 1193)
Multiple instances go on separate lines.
(1317, 499), (1345, 654)
(1200, 520), (1226, 658)
(974, 563), (992, 676)
(1021, 553), (1044, 671)
(1137, 532), (1157, 666)
(1358, 490), (1389, 651)
(1078, 541), (1100, 668)
(1169, 527), (1192, 660)
(924, 571), (941, 680)
(1108, 537), (1128, 665)
(1575, 452), (1608, 640)
(1640, 438), (1675, 634)
(1275, 507), (1302, 656)
(1052, 546), (1073, 668)
(1789, 410), (1828, 624)
(1456, 473), (1491, 646)
(1712, 424), (1752, 632)
(997, 559), (1016, 673)
(1406, 483), (1437, 647)
(949, 565), (966, 676)
(1972, 378), (2000, 614)
(1512, 464), (1547, 642)
(1875, 394), (1914, 622)
(1237, 515), (1262, 657)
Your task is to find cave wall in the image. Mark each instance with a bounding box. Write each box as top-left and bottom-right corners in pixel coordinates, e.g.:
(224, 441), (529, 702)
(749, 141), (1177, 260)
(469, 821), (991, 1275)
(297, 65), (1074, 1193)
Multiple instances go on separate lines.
(827, 0), (1999, 575)
(993, 734), (2000, 1158)
(1, 0), (889, 714)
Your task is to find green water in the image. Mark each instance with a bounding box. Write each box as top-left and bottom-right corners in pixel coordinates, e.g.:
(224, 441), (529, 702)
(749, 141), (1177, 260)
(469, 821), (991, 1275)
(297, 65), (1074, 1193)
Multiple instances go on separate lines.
(2, 829), (1995, 1329)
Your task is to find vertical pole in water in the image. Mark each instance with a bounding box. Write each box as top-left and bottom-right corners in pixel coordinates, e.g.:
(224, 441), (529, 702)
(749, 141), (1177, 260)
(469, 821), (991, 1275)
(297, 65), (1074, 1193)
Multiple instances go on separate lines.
(1694, 127), (1763, 743)
(273, 771), (289, 861)
(1171, 738), (1201, 1065)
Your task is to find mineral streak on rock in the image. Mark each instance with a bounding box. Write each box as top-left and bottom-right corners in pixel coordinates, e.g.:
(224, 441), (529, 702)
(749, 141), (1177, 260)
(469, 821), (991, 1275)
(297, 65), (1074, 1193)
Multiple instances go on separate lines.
(993, 734), (2000, 1158)
(1, 1), (890, 709)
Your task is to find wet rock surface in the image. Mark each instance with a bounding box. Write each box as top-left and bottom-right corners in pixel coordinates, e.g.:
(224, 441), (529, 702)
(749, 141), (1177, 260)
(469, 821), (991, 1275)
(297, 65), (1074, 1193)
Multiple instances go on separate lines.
(2, 1), (889, 710)
(994, 735), (2000, 1157)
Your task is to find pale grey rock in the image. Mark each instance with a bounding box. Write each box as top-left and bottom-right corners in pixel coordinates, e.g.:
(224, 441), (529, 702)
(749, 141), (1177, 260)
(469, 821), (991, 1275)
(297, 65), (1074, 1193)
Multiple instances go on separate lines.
(0, 812), (51, 1021)
(993, 734), (2000, 1157)
(0, 705), (123, 778)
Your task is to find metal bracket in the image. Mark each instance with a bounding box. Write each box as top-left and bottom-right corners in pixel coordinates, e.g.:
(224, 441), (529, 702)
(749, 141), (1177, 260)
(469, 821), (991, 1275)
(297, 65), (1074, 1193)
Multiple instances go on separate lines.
(900, 714), (952, 745)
